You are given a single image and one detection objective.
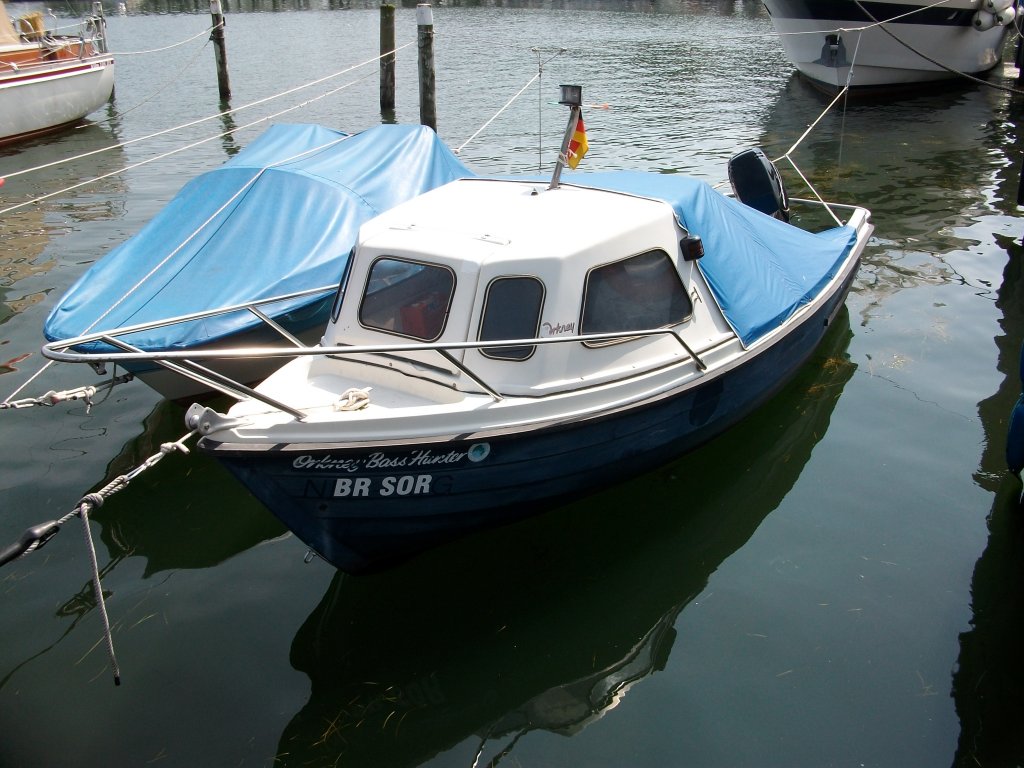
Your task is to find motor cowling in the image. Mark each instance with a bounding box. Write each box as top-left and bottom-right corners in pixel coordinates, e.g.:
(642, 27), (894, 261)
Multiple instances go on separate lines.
(728, 148), (790, 222)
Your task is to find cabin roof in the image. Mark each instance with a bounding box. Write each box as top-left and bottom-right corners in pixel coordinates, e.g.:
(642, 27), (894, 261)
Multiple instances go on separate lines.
(357, 177), (675, 265)
(358, 171), (861, 347)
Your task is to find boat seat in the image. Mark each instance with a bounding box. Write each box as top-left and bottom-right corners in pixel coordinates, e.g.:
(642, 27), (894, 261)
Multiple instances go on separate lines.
(399, 292), (446, 340)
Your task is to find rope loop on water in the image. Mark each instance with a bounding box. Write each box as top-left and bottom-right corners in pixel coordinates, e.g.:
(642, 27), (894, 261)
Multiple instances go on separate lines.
(0, 427), (199, 686)
(77, 501), (120, 685)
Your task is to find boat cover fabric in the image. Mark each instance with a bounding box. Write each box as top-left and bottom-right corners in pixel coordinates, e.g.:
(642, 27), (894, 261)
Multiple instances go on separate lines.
(563, 170), (859, 346)
(44, 123), (472, 351)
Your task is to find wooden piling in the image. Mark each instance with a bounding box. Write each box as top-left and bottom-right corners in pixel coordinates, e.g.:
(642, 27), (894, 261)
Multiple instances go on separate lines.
(380, 4), (396, 112)
(417, 3), (437, 131)
(210, 0), (231, 100)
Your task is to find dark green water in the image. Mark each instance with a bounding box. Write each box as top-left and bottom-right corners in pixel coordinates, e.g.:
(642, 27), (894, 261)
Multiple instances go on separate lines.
(1, 1), (1023, 765)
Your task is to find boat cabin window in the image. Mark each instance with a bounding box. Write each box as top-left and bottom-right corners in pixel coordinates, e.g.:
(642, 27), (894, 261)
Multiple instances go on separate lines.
(581, 249), (692, 344)
(359, 257), (456, 341)
(479, 276), (545, 361)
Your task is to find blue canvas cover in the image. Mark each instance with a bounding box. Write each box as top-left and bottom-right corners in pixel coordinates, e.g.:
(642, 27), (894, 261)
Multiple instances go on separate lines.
(44, 123), (472, 352)
(563, 171), (860, 346)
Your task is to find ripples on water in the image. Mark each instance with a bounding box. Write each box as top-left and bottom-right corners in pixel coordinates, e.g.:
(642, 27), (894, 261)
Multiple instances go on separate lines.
(2, 1), (1024, 766)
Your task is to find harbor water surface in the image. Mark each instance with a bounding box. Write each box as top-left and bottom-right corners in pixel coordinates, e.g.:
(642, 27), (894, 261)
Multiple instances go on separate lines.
(1, 2), (1023, 766)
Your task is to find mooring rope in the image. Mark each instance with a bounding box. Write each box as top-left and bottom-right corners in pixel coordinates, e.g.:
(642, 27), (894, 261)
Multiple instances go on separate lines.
(1, 372), (134, 412)
(77, 496), (121, 684)
(454, 47), (569, 161)
(769, 85), (852, 227)
(849, 0), (1024, 95)
(108, 23), (216, 56)
(0, 428), (198, 685)
(2, 359), (57, 406)
(0, 61), (380, 217)
(86, 28), (215, 127)
(0, 40), (413, 207)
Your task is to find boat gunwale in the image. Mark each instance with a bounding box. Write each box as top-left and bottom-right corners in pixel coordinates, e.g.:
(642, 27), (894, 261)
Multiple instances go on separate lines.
(42, 197), (872, 417)
(196, 240), (864, 452)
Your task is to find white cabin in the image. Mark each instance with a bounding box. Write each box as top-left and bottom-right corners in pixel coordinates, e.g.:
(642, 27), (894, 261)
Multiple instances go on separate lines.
(320, 177), (734, 397)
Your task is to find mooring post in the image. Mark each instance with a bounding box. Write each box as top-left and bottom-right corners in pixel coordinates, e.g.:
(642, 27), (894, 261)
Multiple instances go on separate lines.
(210, 0), (231, 101)
(380, 4), (396, 113)
(417, 3), (437, 131)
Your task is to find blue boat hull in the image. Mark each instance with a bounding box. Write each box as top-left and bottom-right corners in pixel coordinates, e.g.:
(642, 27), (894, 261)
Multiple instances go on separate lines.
(206, 269), (856, 572)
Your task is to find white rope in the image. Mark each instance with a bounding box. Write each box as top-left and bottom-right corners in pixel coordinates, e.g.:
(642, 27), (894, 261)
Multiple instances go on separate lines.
(334, 387), (371, 411)
(71, 430), (194, 685)
(109, 23), (216, 56)
(2, 427), (197, 684)
(86, 33), (212, 125)
(455, 72), (541, 154)
(2, 359), (56, 405)
(455, 47), (567, 156)
(777, 87), (848, 162)
(771, 85), (851, 227)
(0, 40), (413, 198)
(77, 499), (120, 685)
(0, 72), (375, 224)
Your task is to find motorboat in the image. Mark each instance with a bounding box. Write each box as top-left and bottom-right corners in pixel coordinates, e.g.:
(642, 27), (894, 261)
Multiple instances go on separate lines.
(278, 315), (856, 765)
(0, 0), (114, 144)
(44, 88), (874, 572)
(761, 0), (1014, 91)
(42, 122), (472, 400)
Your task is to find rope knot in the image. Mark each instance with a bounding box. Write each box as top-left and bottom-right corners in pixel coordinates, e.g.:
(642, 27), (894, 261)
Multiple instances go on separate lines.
(159, 439), (190, 456)
(334, 387), (371, 412)
(78, 492), (106, 511)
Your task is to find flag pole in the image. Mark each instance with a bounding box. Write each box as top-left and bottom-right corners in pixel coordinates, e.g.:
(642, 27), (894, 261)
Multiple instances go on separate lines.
(549, 84), (582, 190)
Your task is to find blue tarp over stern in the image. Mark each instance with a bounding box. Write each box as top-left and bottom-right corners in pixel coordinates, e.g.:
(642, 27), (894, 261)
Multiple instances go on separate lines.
(564, 170), (859, 346)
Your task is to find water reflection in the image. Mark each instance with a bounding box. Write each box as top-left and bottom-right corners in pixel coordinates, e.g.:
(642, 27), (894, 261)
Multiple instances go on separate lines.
(276, 313), (856, 767)
(117, 0), (762, 14)
(951, 476), (1024, 767)
(758, 74), (1010, 315)
(0, 121), (128, 329)
(953, 110), (1024, 761)
(89, 398), (285, 576)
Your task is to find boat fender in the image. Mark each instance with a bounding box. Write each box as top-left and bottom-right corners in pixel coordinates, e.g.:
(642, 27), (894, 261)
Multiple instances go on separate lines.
(681, 235), (704, 261)
(972, 10), (997, 30)
(982, 0), (1013, 14)
(996, 5), (1016, 25)
(728, 148), (790, 222)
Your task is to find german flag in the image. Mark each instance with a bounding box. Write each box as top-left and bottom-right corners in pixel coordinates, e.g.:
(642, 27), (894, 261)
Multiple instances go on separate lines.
(566, 113), (588, 170)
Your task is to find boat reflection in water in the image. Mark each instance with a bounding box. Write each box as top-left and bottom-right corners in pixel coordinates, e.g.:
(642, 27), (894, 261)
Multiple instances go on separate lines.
(88, 398), (286, 577)
(0, 119), (127, 325)
(276, 314), (857, 767)
(954, 227), (1024, 766)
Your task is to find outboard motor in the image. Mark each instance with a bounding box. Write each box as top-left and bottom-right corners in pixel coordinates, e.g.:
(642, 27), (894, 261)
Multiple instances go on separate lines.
(728, 148), (790, 222)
